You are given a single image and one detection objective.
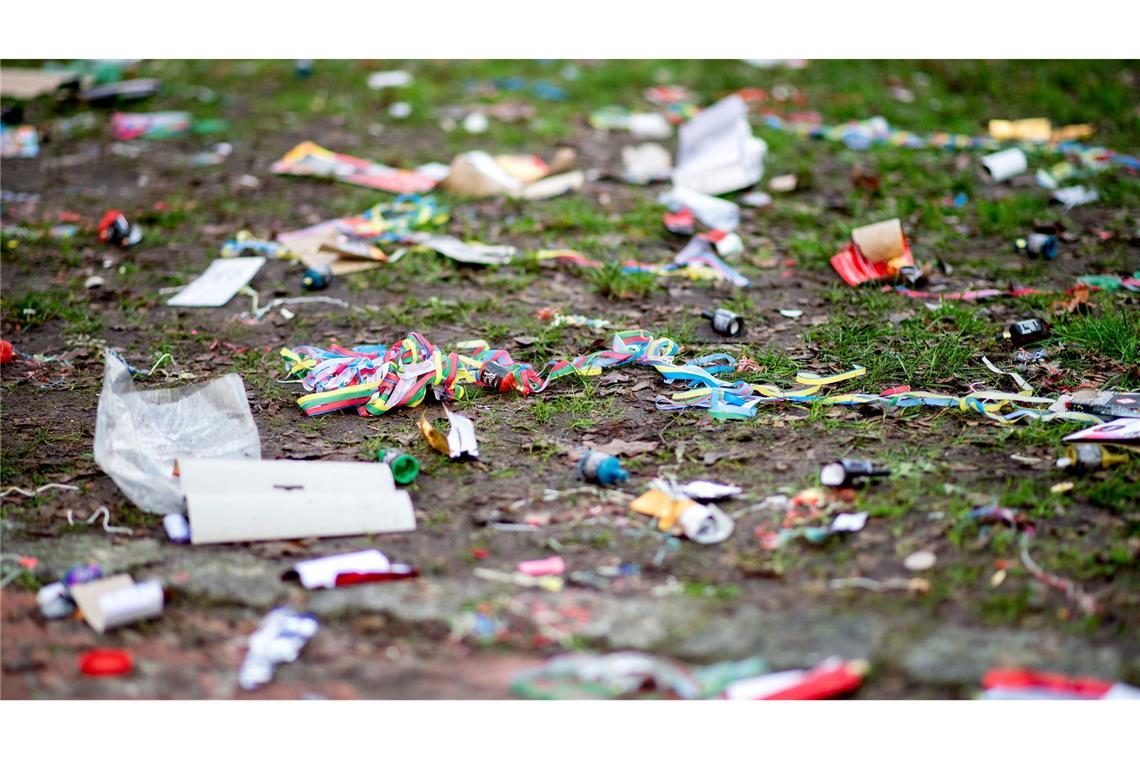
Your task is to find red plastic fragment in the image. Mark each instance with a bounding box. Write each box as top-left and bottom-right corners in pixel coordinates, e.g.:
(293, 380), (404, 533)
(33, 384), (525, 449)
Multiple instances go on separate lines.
(764, 661), (866, 700)
(79, 649), (133, 677)
(981, 668), (1113, 698)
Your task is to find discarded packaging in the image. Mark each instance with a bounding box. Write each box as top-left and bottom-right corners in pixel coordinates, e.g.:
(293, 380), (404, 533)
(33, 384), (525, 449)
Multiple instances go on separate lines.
(1004, 318), (1049, 347)
(379, 449), (421, 485)
(69, 575), (164, 633)
(0, 124), (39, 158)
(517, 556), (566, 577)
(111, 111), (192, 140)
(832, 219), (915, 287)
(724, 658), (868, 700)
(439, 150), (581, 200)
(511, 652), (702, 699)
(676, 503), (735, 544)
(1056, 444), (1130, 471)
(622, 143), (672, 185)
(301, 264), (333, 291)
(578, 449), (630, 486)
(675, 481), (742, 501)
(1052, 185), (1098, 209)
(830, 512), (868, 533)
(36, 582), (77, 619)
(851, 218), (906, 263)
(420, 407), (479, 459)
(93, 351), (261, 514)
(289, 549), (393, 589)
(672, 95), (767, 195)
(979, 669), (1140, 700)
(820, 459), (890, 488)
(987, 118), (1053, 143)
(1015, 233), (1058, 260)
(163, 513), (191, 543)
(659, 186), (740, 231)
(82, 78), (160, 105)
(239, 608), (319, 691)
(702, 308), (744, 337)
(168, 257), (265, 307)
(179, 458), (416, 544)
(366, 70), (412, 90)
(272, 141), (440, 194)
(980, 148), (1028, 183)
(631, 487), (734, 544)
(1066, 391), (1140, 420)
(97, 209), (142, 248)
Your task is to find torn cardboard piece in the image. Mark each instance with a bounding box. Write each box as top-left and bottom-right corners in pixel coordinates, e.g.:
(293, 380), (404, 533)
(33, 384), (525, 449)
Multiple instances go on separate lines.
(179, 458), (416, 544)
(167, 257), (265, 307)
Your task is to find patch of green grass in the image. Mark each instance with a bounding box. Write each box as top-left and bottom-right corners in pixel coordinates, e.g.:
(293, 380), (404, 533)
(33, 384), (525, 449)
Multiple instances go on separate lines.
(589, 261), (658, 300)
(683, 581), (742, 601)
(2, 289), (102, 334)
(978, 587), (1033, 625)
(807, 298), (998, 390)
(1051, 305), (1139, 366)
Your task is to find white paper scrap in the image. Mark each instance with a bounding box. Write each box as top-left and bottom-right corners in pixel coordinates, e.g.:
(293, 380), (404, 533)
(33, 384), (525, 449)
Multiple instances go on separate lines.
(830, 512), (869, 533)
(168, 257), (265, 307)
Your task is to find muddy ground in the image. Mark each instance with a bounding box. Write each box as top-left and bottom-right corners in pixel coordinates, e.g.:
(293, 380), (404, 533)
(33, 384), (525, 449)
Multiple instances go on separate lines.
(1, 60), (1137, 699)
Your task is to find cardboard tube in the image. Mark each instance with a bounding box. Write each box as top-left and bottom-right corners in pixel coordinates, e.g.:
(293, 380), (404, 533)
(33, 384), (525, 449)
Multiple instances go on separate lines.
(851, 218), (905, 263)
(981, 148), (1028, 183)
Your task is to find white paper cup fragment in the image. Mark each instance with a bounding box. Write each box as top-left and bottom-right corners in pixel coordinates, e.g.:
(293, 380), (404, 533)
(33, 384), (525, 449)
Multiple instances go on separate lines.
(980, 148), (1028, 183)
(678, 503), (735, 544)
(98, 580), (164, 631)
(904, 550), (937, 572)
(851, 218), (905, 263)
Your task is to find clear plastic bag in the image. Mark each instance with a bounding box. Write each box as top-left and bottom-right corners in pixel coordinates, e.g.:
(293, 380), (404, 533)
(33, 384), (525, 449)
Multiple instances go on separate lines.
(93, 351), (261, 514)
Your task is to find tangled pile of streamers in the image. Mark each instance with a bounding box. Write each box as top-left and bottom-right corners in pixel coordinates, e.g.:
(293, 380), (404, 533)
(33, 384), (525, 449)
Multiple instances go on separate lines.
(331, 194), (448, 243)
(761, 114), (1140, 172)
(282, 330), (1108, 426)
(282, 330), (679, 417)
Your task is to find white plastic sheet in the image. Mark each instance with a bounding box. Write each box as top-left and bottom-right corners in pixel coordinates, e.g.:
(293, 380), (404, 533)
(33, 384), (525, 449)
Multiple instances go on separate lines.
(93, 351), (261, 514)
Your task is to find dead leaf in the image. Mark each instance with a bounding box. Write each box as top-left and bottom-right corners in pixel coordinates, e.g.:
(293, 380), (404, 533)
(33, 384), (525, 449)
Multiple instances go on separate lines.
(587, 439), (659, 457)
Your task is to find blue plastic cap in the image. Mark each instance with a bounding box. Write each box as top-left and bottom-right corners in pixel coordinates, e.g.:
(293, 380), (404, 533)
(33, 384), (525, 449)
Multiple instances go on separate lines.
(595, 457), (630, 486)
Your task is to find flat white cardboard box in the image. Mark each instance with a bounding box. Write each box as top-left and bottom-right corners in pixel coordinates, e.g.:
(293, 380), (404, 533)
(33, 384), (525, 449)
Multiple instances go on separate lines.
(179, 458), (416, 544)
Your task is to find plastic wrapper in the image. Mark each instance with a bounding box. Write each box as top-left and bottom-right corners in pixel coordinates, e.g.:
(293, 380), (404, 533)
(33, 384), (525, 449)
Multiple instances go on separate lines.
(672, 95), (766, 195)
(239, 608), (319, 691)
(93, 351), (261, 514)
